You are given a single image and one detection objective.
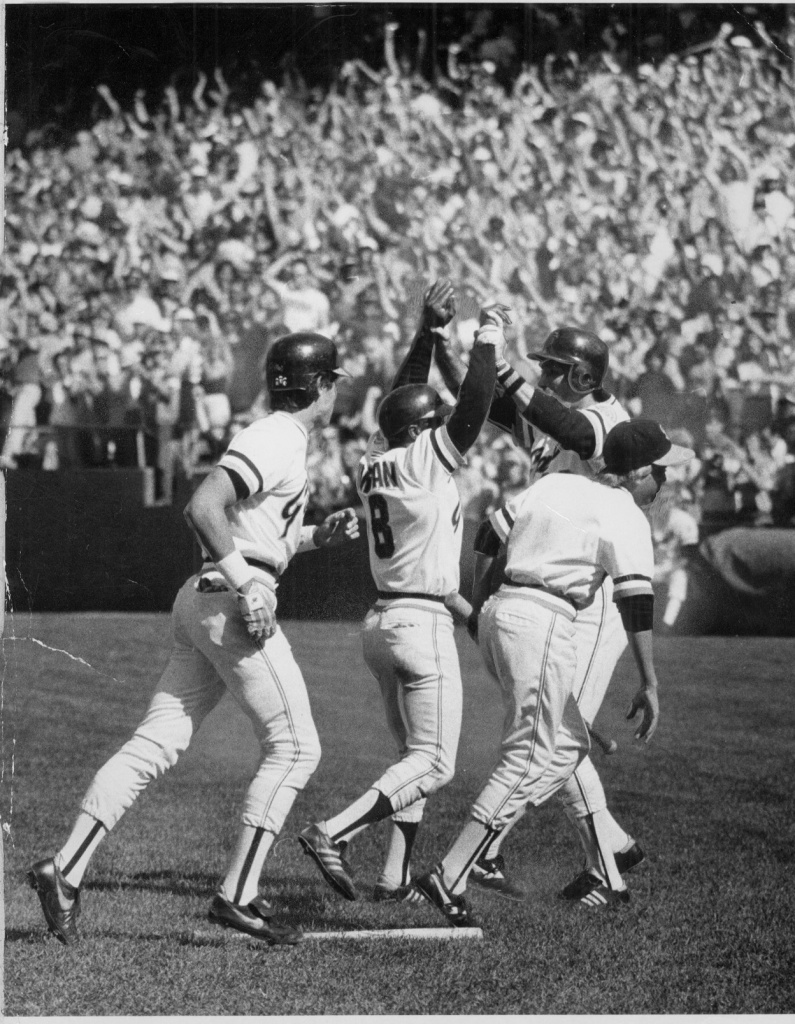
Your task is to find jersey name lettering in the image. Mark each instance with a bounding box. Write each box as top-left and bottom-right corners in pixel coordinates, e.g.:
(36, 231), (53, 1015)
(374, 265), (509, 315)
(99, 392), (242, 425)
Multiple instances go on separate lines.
(358, 460), (399, 494)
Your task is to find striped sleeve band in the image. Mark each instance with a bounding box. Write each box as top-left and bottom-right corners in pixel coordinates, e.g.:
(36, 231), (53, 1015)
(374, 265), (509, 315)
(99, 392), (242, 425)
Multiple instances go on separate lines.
(490, 505), (515, 544)
(219, 450), (264, 499)
(496, 364), (533, 410)
(613, 573), (653, 599)
(433, 427), (466, 473)
(583, 407), (609, 457)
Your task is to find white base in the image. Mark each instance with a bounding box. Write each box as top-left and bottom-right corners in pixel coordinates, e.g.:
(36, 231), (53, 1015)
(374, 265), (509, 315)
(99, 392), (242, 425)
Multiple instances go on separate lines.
(191, 926), (482, 944)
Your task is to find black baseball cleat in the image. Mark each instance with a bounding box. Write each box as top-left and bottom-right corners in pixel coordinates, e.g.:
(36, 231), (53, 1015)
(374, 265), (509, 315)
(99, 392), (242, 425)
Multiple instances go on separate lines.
(559, 842), (646, 901)
(372, 882), (424, 905)
(208, 893), (303, 945)
(470, 853), (527, 902)
(28, 858), (81, 946)
(413, 866), (477, 927)
(615, 841), (645, 875)
(558, 870), (630, 907)
(577, 879), (631, 908)
(298, 823), (358, 901)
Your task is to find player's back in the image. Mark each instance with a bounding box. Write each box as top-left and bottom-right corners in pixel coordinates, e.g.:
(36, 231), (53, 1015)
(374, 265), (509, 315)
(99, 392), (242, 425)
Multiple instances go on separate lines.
(497, 473), (651, 608)
(218, 411), (309, 573)
(357, 427), (464, 596)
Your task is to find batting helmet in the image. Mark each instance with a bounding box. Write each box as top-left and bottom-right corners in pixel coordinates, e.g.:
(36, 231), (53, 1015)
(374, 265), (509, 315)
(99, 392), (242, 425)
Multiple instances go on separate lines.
(377, 384), (454, 443)
(265, 333), (349, 391)
(528, 327), (609, 394)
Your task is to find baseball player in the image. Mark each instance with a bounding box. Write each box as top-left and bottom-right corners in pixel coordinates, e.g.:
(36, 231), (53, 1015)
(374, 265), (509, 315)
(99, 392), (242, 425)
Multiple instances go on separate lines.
(414, 419), (694, 925)
(435, 326), (642, 905)
(297, 287), (500, 903)
(28, 332), (360, 947)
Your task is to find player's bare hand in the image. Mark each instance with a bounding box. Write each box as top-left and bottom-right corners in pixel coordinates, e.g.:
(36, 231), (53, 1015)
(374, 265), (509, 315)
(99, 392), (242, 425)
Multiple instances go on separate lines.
(626, 685), (659, 743)
(423, 279), (456, 329)
(237, 580), (277, 644)
(479, 303), (512, 328)
(314, 508), (360, 548)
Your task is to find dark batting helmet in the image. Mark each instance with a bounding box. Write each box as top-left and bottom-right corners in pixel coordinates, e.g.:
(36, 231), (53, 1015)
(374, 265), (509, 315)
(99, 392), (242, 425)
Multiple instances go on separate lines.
(377, 384), (454, 443)
(265, 332), (349, 391)
(528, 326), (609, 394)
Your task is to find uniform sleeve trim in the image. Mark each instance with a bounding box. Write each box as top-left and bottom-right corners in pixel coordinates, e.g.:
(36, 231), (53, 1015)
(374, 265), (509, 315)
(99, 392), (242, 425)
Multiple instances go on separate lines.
(222, 466), (250, 502)
(432, 428), (464, 473)
(223, 450), (264, 494)
(585, 407), (608, 450)
(614, 573), (652, 584)
(490, 506), (514, 543)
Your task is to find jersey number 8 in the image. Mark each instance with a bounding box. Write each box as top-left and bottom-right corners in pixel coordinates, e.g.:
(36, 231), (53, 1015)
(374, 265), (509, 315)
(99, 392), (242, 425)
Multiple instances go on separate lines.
(368, 494), (395, 558)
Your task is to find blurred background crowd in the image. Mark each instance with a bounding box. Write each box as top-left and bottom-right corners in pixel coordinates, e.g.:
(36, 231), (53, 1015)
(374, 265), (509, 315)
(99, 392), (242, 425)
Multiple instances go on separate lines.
(3, 6), (795, 552)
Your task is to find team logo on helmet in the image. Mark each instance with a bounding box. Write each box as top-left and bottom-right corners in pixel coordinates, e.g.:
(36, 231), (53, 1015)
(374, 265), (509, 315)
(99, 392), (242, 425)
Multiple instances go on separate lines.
(265, 332), (349, 391)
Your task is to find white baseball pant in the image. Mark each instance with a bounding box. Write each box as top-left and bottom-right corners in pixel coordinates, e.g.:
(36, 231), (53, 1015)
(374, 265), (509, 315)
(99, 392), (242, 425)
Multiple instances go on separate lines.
(361, 600), (462, 822)
(80, 577), (321, 834)
(557, 578), (628, 821)
(471, 588), (589, 829)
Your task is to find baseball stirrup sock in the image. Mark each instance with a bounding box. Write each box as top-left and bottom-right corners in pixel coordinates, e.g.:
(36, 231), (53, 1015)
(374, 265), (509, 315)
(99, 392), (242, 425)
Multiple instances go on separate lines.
(586, 811), (624, 892)
(222, 825), (274, 906)
(379, 820), (419, 888)
(442, 821), (502, 895)
(328, 789), (394, 843)
(479, 808), (523, 861)
(56, 814), (107, 887)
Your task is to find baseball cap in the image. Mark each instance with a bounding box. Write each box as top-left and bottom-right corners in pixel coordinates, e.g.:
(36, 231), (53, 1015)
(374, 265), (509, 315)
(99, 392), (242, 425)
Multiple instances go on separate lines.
(603, 420), (695, 475)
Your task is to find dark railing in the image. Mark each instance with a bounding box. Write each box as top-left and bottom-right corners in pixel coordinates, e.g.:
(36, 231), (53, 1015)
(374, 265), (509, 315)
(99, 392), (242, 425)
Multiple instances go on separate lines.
(4, 424), (174, 503)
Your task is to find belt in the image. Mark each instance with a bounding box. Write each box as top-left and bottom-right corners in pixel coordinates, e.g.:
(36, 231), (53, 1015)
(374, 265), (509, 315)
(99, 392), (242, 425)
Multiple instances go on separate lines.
(377, 590), (445, 603)
(505, 580), (576, 609)
(202, 557), (280, 580)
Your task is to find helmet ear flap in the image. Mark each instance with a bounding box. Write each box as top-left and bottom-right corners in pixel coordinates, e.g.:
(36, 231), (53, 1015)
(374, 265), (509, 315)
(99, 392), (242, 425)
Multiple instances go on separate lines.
(568, 364), (596, 394)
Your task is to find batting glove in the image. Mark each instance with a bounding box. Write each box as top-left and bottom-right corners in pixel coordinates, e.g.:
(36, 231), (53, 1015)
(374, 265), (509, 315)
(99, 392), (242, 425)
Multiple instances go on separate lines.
(474, 322), (506, 362)
(237, 579), (277, 645)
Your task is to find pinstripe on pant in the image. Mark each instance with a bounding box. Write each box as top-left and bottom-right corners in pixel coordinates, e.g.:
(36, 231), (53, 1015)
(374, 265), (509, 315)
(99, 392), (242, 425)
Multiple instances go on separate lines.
(361, 601), (462, 822)
(80, 577), (321, 833)
(471, 588), (589, 829)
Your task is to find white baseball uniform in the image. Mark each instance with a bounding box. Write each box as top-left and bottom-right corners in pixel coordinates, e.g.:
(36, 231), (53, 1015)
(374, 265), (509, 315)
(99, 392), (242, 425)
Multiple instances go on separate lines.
(509, 391), (632, 824)
(79, 411), (321, 836)
(472, 473), (654, 827)
(356, 424), (466, 822)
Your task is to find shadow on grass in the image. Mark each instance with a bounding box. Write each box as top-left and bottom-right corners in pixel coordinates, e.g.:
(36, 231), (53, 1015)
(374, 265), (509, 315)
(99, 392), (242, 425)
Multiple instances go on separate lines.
(5, 928), (56, 944)
(83, 870), (219, 896)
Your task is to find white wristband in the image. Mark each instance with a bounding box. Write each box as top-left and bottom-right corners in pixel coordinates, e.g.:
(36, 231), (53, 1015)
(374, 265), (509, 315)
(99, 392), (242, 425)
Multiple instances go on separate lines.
(216, 550), (254, 592)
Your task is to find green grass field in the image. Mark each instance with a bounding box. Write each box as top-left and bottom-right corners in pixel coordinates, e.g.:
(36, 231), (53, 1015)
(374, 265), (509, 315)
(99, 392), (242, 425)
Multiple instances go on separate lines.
(3, 613), (794, 1015)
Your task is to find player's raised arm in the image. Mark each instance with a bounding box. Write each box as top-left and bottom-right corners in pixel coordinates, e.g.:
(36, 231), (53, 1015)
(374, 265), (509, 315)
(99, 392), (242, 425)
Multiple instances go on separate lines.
(391, 279), (456, 390)
(443, 305), (504, 456)
(489, 328), (611, 459)
(433, 326), (467, 397)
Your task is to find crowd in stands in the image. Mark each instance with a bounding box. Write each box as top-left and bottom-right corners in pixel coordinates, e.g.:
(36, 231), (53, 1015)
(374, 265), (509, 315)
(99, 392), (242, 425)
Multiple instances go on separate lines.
(3, 22), (795, 539)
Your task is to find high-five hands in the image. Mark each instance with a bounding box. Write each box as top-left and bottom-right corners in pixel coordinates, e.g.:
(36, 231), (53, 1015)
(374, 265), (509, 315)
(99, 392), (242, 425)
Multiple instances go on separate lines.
(474, 303), (512, 360)
(423, 279), (457, 331)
